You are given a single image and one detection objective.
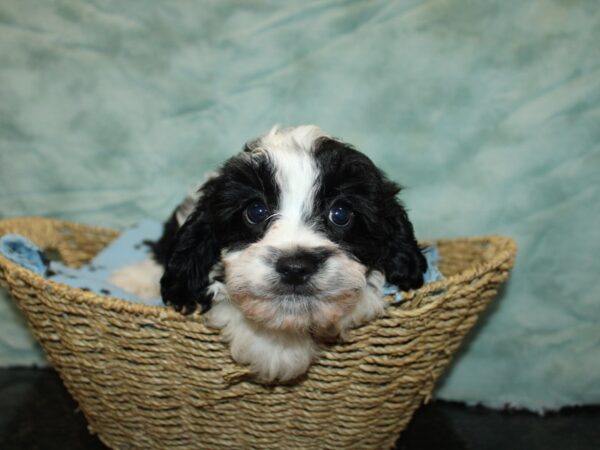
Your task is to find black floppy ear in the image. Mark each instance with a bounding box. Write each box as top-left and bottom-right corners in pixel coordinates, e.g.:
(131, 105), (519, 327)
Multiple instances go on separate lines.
(380, 182), (428, 291)
(160, 205), (220, 314)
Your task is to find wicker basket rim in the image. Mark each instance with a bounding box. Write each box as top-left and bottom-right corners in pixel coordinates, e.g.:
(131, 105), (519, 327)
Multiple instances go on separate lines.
(0, 216), (517, 323)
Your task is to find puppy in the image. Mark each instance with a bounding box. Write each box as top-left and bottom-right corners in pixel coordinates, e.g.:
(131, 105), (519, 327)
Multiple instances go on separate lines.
(112, 125), (426, 382)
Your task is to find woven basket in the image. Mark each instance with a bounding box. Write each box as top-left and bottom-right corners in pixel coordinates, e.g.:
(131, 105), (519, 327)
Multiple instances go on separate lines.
(0, 217), (516, 450)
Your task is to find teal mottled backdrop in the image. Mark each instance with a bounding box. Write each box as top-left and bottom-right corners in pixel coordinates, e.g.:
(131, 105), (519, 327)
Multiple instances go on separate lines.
(1, 0), (599, 410)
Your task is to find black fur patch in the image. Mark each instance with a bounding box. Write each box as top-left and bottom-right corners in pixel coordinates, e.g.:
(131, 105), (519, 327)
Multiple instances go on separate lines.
(312, 137), (427, 290)
(158, 151), (280, 313)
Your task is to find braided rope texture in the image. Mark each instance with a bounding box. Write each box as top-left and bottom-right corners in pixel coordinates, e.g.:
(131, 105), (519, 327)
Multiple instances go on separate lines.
(0, 217), (516, 450)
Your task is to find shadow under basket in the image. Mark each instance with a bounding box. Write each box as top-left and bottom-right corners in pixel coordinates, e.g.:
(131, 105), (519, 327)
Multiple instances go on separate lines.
(0, 217), (516, 450)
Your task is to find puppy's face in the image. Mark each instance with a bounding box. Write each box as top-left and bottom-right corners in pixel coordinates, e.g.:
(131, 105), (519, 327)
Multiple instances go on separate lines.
(221, 143), (369, 334)
(161, 126), (426, 334)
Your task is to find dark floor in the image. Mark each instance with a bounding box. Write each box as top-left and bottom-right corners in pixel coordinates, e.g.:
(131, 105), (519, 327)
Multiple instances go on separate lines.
(0, 368), (598, 450)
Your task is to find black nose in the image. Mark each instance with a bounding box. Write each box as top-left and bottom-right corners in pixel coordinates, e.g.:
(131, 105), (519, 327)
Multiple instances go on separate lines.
(275, 250), (329, 285)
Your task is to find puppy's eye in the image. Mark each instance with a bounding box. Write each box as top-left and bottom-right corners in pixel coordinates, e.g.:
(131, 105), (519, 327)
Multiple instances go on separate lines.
(244, 200), (269, 225)
(328, 203), (353, 227)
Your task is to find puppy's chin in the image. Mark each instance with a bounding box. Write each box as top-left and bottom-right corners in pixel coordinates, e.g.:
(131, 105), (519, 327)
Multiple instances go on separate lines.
(229, 289), (362, 336)
(207, 299), (317, 383)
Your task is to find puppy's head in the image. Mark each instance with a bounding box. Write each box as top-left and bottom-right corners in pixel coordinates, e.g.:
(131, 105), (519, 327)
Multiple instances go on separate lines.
(161, 126), (426, 333)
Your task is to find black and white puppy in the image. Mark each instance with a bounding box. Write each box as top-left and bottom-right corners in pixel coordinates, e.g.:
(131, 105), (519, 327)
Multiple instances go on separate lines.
(111, 125), (426, 382)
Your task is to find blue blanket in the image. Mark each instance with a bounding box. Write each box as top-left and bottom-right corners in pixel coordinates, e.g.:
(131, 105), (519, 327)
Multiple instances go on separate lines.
(0, 221), (443, 307)
(1, 220), (164, 305)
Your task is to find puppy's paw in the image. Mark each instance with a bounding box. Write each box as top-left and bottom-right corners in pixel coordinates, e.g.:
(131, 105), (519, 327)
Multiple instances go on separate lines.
(386, 249), (428, 292)
(160, 276), (213, 314)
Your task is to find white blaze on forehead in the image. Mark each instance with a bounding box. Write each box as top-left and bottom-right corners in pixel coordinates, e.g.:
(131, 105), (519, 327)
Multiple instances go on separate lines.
(272, 149), (317, 223)
(257, 125), (329, 226)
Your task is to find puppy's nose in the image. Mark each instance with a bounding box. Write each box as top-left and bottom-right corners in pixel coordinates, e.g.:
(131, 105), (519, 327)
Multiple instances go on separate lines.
(275, 251), (326, 285)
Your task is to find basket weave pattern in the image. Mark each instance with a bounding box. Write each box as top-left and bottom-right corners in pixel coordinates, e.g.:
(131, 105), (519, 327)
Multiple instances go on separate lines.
(0, 217), (516, 450)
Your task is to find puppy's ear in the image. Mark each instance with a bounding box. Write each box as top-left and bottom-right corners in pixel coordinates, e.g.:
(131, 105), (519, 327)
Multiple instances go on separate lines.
(160, 204), (219, 314)
(380, 181), (428, 291)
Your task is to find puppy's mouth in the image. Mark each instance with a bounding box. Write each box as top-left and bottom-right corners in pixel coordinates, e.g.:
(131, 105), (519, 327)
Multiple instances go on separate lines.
(270, 283), (318, 297)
